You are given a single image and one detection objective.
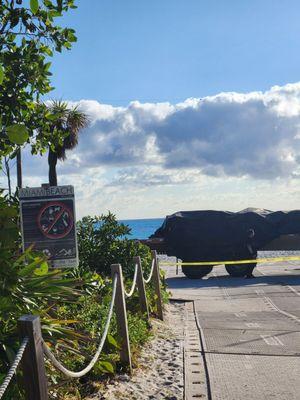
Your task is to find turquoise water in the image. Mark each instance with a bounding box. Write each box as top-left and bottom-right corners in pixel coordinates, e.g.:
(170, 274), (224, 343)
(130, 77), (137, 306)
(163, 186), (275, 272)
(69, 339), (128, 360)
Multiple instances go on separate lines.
(119, 218), (164, 239)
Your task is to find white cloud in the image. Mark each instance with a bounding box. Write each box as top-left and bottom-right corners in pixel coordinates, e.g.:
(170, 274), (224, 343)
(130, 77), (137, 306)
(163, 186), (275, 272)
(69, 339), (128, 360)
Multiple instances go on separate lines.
(107, 166), (202, 188)
(3, 82), (300, 218)
(64, 82), (300, 181)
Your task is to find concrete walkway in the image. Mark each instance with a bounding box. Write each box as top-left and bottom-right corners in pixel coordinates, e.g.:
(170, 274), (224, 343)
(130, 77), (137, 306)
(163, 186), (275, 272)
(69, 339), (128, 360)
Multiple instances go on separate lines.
(165, 259), (300, 399)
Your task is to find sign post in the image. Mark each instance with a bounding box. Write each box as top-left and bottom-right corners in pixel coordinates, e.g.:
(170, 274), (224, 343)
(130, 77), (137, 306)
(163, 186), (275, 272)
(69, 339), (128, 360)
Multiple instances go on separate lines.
(19, 185), (78, 268)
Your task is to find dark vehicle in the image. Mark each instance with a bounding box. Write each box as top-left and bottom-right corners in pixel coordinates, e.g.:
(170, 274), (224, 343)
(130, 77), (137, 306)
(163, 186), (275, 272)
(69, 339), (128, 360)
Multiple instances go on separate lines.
(141, 208), (300, 278)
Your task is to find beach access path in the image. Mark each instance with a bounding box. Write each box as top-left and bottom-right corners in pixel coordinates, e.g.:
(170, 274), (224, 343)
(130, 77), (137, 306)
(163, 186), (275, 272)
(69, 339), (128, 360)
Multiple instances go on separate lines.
(165, 258), (300, 399)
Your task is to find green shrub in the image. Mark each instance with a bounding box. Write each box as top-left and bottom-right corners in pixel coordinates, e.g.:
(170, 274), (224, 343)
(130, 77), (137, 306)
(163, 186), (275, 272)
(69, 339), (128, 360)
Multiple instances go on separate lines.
(0, 193), (89, 399)
(0, 208), (168, 400)
(0, 249), (85, 400)
(77, 212), (152, 278)
(53, 288), (151, 399)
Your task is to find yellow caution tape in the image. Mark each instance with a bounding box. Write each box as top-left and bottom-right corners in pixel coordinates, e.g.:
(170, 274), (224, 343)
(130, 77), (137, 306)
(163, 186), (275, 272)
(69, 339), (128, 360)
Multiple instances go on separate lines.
(159, 255), (300, 267)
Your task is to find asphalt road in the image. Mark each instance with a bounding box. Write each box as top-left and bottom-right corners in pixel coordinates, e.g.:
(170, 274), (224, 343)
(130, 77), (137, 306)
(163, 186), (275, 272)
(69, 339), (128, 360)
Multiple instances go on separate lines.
(165, 258), (300, 399)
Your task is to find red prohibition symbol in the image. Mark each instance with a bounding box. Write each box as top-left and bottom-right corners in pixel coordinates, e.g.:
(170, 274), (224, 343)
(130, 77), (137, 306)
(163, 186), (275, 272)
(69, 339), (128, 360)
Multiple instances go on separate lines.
(37, 201), (74, 239)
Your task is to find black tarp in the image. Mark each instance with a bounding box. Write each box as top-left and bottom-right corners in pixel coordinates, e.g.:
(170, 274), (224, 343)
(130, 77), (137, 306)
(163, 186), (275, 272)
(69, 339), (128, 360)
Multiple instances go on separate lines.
(151, 208), (300, 261)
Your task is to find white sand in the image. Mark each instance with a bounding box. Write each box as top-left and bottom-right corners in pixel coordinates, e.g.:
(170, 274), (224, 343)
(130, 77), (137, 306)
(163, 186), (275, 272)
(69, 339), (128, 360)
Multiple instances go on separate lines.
(88, 302), (184, 400)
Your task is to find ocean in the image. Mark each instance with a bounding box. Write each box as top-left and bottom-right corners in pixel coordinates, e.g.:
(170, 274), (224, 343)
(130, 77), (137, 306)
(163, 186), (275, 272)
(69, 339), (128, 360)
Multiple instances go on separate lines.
(119, 218), (164, 239)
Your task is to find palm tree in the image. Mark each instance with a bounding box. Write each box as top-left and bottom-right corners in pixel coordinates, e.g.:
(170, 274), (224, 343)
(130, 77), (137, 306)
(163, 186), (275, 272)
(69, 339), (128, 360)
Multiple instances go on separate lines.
(47, 101), (89, 186)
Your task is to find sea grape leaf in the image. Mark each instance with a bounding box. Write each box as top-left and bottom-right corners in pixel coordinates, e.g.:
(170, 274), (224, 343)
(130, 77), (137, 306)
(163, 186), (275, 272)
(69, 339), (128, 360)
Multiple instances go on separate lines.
(97, 360), (115, 374)
(7, 124), (29, 145)
(107, 334), (121, 350)
(30, 0), (39, 14)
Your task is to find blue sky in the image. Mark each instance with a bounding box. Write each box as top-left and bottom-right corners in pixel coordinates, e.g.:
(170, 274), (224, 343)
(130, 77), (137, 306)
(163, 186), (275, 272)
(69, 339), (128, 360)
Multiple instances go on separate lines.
(51, 0), (300, 105)
(5, 0), (300, 219)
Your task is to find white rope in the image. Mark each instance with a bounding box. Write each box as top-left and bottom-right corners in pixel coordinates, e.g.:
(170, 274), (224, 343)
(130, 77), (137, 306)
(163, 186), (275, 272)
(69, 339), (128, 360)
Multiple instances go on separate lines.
(144, 259), (155, 284)
(43, 274), (118, 378)
(0, 337), (29, 399)
(124, 263), (138, 298)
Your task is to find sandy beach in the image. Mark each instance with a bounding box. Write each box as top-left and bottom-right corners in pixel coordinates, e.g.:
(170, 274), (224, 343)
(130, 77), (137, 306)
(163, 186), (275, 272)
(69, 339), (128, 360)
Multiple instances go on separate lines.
(87, 302), (185, 400)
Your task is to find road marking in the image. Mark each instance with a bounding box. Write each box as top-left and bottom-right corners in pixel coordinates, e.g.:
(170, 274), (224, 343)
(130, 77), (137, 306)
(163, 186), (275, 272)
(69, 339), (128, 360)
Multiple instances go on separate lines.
(287, 285), (300, 296)
(274, 336), (284, 346)
(257, 268), (266, 276)
(264, 296), (300, 324)
(260, 334), (284, 346)
(235, 312), (247, 318)
(246, 322), (260, 328)
(255, 289), (264, 295)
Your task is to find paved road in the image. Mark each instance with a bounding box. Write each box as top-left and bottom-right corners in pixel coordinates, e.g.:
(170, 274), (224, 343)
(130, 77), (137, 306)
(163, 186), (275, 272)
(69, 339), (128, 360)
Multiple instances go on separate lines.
(165, 258), (300, 399)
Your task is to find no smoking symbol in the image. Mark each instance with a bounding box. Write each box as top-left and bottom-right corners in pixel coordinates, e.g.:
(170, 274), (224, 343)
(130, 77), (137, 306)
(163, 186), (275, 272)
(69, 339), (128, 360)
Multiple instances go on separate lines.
(38, 202), (74, 239)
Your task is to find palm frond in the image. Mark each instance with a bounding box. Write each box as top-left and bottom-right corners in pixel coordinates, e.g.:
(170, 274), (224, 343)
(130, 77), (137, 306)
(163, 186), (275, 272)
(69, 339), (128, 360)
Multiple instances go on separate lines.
(67, 106), (90, 134)
(49, 100), (69, 118)
(61, 107), (90, 154)
(46, 101), (90, 160)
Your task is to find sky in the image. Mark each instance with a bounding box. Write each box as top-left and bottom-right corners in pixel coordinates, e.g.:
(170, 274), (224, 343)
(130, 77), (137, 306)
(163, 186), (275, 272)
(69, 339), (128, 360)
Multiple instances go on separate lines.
(3, 0), (300, 219)
(50, 0), (300, 103)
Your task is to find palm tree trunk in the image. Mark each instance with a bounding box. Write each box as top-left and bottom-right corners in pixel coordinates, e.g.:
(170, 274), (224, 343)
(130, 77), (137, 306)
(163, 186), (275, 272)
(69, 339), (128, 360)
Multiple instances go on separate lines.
(16, 148), (22, 188)
(48, 149), (58, 186)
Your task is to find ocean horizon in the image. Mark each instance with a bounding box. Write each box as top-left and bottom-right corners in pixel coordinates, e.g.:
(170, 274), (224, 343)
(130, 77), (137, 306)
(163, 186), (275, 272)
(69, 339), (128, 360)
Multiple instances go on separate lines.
(119, 218), (164, 239)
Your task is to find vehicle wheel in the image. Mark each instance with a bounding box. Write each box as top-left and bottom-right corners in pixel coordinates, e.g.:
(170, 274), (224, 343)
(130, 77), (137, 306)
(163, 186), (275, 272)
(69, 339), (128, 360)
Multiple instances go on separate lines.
(182, 265), (213, 279)
(225, 263), (256, 277)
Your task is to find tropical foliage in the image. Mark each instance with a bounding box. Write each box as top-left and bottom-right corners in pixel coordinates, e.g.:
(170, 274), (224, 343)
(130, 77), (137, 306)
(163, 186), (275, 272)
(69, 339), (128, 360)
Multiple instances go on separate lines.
(0, 210), (167, 399)
(0, 0), (78, 161)
(45, 100), (89, 186)
(0, 3), (168, 399)
(77, 212), (152, 278)
(0, 236), (84, 399)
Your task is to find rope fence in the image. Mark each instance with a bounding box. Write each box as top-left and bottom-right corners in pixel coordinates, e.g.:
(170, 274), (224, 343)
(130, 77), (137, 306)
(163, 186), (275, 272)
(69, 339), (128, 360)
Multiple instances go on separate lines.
(0, 337), (29, 400)
(1, 250), (163, 400)
(143, 258), (155, 284)
(42, 274), (118, 378)
(124, 263), (138, 297)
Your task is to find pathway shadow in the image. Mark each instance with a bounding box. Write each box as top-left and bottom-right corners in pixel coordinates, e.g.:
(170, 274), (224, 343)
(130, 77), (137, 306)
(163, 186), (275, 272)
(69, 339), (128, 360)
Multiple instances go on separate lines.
(166, 273), (300, 290)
